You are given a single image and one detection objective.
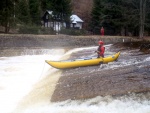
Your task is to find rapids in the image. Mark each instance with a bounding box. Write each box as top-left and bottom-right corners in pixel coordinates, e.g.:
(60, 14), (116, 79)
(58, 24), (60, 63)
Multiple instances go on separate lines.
(0, 45), (150, 113)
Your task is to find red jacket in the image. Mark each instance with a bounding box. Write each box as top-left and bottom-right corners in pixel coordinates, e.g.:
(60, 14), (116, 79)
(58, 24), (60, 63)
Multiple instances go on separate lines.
(97, 45), (105, 57)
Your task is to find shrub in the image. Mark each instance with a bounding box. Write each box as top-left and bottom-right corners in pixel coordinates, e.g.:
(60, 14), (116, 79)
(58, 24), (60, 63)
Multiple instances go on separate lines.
(18, 25), (56, 34)
(18, 25), (39, 34)
(59, 28), (87, 35)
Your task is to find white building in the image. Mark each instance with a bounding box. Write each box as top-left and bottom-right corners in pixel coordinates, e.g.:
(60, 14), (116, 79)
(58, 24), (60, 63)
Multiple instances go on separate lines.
(70, 14), (84, 29)
(42, 10), (84, 31)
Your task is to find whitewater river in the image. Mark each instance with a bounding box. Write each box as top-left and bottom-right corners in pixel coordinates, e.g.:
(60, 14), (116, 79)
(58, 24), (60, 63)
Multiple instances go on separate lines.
(0, 45), (150, 113)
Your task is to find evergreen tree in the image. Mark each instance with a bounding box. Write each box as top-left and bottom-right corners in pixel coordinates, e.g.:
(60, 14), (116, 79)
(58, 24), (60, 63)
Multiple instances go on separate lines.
(0, 0), (17, 33)
(51, 0), (72, 28)
(102, 0), (128, 35)
(145, 1), (150, 35)
(60, 0), (72, 27)
(89, 0), (103, 34)
(17, 0), (31, 24)
(90, 0), (150, 36)
(139, 0), (148, 38)
(124, 0), (140, 36)
(40, 0), (52, 11)
(0, 1), (5, 24)
(29, 0), (41, 25)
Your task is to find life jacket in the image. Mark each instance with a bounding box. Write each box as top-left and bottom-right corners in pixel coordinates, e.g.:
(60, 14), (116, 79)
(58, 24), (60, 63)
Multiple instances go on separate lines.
(98, 45), (105, 56)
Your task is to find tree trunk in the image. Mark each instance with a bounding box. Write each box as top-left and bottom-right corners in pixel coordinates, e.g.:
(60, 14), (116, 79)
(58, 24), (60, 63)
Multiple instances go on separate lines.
(139, 0), (147, 38)
(139, 0), (143, 38)
(4, 13), (10, 33)
(143, 0), (146, 36)
(4, 23), (9, 33)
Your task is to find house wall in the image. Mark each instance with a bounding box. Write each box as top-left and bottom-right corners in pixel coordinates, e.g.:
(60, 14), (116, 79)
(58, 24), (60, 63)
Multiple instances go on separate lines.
(44, 22), (53, 28)
(70, 22), (83, 29)
(76, 22), (82, 29)
(44, 21), (66, 31)
(54, 22), (61, 31)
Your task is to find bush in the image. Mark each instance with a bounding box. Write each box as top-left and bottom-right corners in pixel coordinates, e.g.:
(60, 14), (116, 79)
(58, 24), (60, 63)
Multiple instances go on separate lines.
(18, 25), (56, 34)
(18, 25), (87, 35)
(59, 28), (87, 35)
(18, 25), (38, 34)
(39, 27), (56, 35)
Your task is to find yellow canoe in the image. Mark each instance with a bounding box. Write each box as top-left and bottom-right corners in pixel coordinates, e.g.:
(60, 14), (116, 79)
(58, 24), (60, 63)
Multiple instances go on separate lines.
(45, 52), (120, 69)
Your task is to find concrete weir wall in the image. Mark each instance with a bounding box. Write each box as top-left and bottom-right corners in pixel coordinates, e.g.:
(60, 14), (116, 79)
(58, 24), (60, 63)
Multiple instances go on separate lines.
(0, 34), (132, 48)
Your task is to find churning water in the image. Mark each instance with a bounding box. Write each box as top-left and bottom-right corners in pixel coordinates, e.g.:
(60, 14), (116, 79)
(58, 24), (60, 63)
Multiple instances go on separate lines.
(0, 46), (150, 113)
(0, 49), (65, 113)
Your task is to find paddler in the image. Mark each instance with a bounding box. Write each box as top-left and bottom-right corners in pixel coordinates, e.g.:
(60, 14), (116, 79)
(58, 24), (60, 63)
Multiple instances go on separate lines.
(96, 41), (105, 58)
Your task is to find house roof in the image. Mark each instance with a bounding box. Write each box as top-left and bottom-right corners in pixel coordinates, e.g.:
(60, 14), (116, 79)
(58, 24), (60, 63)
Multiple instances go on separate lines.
(70, 14), (84, 23)
(47, 10), (53, 15)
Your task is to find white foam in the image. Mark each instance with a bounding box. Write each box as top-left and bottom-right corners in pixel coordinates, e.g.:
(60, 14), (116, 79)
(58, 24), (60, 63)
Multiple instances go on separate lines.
(0, 49), (65, 113)
(19, 96), (150, 113)
(144, 56), (150, 61)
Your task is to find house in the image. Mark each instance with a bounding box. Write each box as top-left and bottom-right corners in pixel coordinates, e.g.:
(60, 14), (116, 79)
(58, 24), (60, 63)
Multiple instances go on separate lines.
(70, 14), (84, 29)
(42, 10), (84, 31)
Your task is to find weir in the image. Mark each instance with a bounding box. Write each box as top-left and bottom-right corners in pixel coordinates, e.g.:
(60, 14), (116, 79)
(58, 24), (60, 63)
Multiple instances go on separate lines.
(0, 34), (132, 48)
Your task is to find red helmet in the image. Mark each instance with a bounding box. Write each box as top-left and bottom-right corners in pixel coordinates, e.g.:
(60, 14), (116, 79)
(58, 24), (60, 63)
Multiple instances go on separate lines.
(99, 41), (104, 45)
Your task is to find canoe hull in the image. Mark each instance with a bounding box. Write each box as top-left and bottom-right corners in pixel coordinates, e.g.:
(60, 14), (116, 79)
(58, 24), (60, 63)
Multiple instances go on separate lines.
(45, 52), (120, 69)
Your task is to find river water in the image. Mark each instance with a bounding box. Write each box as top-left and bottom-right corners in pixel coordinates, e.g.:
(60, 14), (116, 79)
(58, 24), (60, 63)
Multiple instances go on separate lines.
(0, 45), (150, 113)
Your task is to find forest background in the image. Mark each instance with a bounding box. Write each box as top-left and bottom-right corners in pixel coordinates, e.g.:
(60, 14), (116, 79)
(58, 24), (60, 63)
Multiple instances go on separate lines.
(0, 0), (150, 38)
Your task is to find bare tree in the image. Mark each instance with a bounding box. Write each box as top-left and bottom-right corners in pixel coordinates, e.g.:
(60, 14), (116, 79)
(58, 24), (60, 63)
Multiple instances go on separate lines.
(71, 0), (93, 29)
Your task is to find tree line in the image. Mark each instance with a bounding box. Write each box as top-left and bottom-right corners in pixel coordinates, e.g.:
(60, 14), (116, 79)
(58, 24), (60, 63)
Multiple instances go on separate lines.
(90, 0), (150, 38)
(0, 0), (72, 33)
(0, 0), (150, 38)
